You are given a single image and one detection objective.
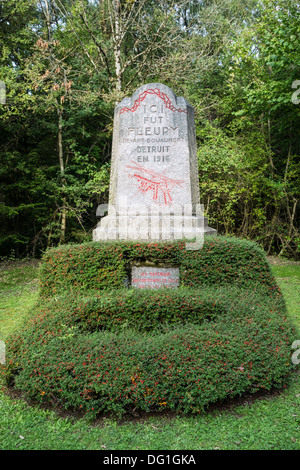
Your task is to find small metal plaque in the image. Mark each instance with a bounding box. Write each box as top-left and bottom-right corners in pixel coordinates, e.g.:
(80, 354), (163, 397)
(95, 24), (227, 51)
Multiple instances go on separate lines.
(131, 266), (180, 289)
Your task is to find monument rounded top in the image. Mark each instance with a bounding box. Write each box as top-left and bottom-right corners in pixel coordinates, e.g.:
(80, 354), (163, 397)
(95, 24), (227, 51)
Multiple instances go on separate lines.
(117, 83), (192, 115)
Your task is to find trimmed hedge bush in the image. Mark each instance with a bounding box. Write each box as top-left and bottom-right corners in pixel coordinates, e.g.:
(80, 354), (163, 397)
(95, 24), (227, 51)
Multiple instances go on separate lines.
(39, 236), (280, 297)
(1, 236), (297, 418)
(10, 285), (285, 336)
(2, 290), (296, 417)
(39, 242), (127, 295)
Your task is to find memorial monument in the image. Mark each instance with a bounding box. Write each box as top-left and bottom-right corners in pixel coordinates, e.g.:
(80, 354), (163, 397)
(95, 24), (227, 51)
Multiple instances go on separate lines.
(93, 83), (216, 243)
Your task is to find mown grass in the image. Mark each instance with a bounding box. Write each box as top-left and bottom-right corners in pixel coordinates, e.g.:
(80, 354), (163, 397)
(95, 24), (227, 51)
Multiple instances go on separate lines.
(0, 260), (40, 342)
(270, 264), (300, 331)
(0, 257), (299, 451)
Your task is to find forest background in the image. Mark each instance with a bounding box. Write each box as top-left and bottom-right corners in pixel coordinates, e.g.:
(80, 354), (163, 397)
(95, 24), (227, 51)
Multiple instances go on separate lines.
(0, 0), (299, 260)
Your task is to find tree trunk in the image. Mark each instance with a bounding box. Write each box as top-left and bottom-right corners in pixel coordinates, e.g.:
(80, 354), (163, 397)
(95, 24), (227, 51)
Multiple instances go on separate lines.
(58, 107), (66, 244)
(113, 0), (122, 94)
(60, 196), (67, 245)
(39, 0), (52, 41)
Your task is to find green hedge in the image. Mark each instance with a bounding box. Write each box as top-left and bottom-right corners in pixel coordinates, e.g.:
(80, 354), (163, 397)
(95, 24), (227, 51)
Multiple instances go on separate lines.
(39, 236), (280, 297)
(39, 242), (127, 295)
(2, 235), (296, 418)
(15, 284), (284, 335)
(2, 289), (296, 417)
(67, 288), (225, 333)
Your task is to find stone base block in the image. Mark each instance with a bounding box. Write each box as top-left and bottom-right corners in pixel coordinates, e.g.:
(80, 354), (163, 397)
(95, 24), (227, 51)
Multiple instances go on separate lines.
(92, 215), (216, 242)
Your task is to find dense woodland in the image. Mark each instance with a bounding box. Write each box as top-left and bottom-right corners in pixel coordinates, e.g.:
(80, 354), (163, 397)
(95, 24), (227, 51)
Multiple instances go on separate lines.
(0, 0), (299, 259)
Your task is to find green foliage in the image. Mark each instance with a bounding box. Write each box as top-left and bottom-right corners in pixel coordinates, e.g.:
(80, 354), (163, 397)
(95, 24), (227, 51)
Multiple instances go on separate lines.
(212, 0), (300, 258)
(15, 280), (287, 337)
(0, 0), (299, 259)
(39, 242), (127, 295)
(25, 285), (258, 334)
(39, 237), (281, 298)
(2, 294), (296, 417)
(76, 287), (224, 332)
(2, 237), (297, 418)
(197, 122), (271, 234)
(227, 0), (300, 119)
(1, 257), (299, 449)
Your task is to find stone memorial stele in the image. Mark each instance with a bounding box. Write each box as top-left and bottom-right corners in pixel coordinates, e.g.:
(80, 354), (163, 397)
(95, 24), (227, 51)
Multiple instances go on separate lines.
(93, 83), (216, 243)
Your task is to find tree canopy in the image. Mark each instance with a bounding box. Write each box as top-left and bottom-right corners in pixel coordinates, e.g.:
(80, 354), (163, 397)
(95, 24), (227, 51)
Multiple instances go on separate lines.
(0, 0), (299, 258)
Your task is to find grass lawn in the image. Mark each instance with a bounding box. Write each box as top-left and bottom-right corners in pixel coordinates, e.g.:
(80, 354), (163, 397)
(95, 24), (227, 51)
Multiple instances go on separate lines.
(0, 256), (299, 451)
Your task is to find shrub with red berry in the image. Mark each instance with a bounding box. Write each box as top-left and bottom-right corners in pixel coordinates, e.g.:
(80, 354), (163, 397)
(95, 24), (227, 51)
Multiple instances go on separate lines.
(1, 236), (296, 418)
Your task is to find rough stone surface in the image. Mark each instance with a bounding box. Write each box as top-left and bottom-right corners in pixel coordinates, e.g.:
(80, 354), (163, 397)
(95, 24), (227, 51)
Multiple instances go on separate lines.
(93, 83), (216, 241)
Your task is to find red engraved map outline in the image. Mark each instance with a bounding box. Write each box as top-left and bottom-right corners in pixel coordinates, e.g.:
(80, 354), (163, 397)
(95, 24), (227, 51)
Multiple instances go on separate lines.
(126, 161), (184, 205)
(119, 88), (187, 114)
